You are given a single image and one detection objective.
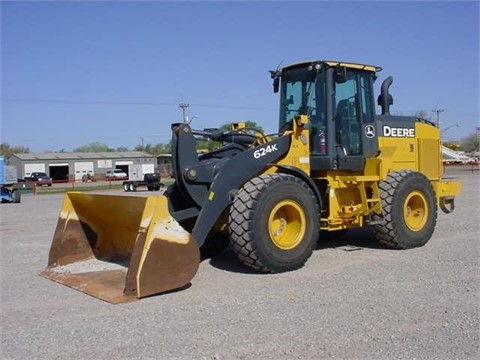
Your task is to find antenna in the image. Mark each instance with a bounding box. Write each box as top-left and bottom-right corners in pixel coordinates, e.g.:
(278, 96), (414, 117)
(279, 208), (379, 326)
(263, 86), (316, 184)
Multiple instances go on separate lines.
(275, 58), (285, 72)
(269, 58), (285, 78)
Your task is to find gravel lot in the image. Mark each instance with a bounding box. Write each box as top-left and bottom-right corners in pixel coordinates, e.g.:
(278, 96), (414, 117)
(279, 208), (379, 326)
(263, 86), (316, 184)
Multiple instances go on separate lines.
(1, 167), (478, 360)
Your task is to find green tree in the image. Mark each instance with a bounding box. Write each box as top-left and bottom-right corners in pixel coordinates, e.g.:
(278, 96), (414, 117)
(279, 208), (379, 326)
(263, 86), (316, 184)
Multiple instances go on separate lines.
(73, 142), (114, 152)
(0, 142), (30, 158)
(157, 142), (172, 154)
(134, 143), (153, 154)
(134, 142), (172, 155)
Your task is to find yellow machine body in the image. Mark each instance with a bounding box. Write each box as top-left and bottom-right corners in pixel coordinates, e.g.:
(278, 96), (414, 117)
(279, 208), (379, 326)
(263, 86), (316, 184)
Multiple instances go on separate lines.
(307, 121), (461, 231)
(260, 117), (461, 232)
(41, 60), (462, 302)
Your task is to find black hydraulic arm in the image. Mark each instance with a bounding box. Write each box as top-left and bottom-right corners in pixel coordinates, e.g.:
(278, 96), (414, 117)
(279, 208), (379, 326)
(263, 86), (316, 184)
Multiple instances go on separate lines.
(170, 123), (210, 208)
(170, 123), (266, 209)
(190, 135), (291, 246)
(170, 122), (291, 246)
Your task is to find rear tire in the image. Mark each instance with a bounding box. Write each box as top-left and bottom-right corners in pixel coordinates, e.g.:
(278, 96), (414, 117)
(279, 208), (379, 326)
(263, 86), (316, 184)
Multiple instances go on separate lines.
(229, 173), (319, 273)
(123, 183), (130, 192)
(129, 183), (136, 192)
(373, 170), (437, 249)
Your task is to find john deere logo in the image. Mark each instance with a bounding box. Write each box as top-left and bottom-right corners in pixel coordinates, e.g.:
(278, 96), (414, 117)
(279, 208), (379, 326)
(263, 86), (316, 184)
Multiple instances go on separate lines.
(365, 125), (375, 138)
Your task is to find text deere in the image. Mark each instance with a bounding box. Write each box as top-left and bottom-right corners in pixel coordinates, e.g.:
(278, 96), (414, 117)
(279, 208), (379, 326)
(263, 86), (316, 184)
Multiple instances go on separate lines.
(383, 126), (415, 137)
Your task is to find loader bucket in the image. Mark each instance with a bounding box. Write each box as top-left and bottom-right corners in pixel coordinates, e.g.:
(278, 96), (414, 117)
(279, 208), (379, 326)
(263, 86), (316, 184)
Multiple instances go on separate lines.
(40, 192), (200, 304)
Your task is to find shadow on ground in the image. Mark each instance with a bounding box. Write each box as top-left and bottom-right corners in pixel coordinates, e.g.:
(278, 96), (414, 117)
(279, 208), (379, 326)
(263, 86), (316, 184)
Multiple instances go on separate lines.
(206, 226), (386, 274)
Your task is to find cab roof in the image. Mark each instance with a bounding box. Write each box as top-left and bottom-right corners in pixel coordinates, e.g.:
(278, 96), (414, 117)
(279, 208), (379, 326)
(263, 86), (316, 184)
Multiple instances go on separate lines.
(282, 60), (382, 73)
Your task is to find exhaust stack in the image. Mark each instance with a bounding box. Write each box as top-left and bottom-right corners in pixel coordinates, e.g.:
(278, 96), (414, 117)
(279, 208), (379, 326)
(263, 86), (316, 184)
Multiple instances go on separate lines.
(378, 76), (393, 115)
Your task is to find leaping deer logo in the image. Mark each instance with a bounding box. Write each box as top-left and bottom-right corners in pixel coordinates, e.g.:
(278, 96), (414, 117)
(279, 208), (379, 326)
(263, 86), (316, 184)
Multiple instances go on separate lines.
(365, 125), (375, 138)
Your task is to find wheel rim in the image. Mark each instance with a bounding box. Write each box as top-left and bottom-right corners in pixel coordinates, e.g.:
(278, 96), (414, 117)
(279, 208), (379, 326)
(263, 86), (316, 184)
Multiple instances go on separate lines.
(403, 190), (428, 231)
(268, 200), (306, 250)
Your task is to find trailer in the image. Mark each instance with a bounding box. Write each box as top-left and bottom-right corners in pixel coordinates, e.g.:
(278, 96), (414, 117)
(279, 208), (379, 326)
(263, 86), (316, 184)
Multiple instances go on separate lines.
(122, 164), (163, 192)
(1, 157), (21, 203)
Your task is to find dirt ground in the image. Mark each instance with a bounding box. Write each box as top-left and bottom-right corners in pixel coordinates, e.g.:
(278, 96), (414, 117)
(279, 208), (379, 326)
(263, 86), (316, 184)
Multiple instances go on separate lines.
(1, 167), (478, 360)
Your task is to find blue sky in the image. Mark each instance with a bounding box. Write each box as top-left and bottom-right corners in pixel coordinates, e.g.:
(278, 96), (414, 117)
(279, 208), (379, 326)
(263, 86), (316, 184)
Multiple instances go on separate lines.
(1, 0), (479, 152)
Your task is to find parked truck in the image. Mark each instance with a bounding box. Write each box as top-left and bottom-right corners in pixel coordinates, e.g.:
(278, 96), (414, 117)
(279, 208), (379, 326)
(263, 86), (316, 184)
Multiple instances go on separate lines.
(1, 157), (21, 203)
(122, 163), (163, 192)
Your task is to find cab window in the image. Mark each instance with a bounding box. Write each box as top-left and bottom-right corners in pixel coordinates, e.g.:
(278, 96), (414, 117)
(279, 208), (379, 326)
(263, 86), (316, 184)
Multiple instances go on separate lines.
(334, 70), (373, 155)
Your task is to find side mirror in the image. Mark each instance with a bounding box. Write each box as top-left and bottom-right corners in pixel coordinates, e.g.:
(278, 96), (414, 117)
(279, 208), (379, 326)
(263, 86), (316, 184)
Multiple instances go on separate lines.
(273, 77), (279, 93)
(335, 65), (347, 84)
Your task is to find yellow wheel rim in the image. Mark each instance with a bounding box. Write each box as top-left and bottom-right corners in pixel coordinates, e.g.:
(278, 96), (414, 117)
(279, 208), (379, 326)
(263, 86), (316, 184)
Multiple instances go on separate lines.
(403, 190), (429, 231)
(268, 200), (306, 250)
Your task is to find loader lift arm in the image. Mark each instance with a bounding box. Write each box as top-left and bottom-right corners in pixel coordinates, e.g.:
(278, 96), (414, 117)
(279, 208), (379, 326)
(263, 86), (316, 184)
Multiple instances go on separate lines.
(168, 122), (292, 247)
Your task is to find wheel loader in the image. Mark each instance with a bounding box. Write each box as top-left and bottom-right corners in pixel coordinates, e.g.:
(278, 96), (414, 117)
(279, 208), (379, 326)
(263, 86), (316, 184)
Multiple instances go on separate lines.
(40, 60), (462, 303)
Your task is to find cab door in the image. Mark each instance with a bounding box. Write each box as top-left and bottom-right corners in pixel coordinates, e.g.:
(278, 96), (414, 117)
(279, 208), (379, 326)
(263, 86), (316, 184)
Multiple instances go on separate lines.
(334, 69), (378, 171)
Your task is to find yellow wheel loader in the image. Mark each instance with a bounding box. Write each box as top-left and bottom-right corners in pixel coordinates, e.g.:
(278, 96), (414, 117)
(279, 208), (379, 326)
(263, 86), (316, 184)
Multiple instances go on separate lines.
(40, 60), (461, 303)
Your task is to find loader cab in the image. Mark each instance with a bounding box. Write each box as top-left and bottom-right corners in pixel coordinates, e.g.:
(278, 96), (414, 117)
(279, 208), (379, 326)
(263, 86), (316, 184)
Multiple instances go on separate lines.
(274, 61), (381, 171)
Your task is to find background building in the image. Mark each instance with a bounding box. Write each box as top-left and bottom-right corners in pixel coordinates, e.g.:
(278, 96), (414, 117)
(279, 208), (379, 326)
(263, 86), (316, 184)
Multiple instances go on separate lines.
(8, 151), (161, 181)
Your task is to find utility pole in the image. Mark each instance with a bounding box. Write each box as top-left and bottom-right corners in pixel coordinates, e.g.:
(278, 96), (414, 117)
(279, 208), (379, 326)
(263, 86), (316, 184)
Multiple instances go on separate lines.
(431, 107), (444, 128)
(139, 137), (144, 151)
(179, 102), (190, 123)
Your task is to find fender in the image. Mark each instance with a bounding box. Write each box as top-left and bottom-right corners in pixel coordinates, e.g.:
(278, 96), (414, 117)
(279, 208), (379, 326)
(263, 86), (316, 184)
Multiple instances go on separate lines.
(274, 164), (323, 212)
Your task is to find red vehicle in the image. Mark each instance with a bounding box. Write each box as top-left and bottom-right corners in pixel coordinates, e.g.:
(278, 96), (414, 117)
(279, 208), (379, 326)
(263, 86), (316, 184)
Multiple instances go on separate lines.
(24, 172), (52, 187)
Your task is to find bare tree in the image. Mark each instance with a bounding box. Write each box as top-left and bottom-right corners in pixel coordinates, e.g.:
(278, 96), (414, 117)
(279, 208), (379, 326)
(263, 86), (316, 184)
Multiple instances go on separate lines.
(412, 110), (432, 121)
(0, 143), (30, 158)
(460, 133), (479, 153)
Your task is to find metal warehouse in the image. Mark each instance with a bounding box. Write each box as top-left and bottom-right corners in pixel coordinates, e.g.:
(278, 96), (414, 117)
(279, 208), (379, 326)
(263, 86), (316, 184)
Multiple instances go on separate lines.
(8, 151), (160, 182)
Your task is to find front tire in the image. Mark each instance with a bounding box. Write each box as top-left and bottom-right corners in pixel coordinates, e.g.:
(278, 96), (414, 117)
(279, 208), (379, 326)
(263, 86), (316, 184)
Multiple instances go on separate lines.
(229, 173), (320, 273)
(12, 190), (21, 203)
(373, 170), (437, 249)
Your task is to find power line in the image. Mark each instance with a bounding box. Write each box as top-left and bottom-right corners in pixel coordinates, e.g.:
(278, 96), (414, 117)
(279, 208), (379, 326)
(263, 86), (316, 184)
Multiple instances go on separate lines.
(1, 97), (276, 111)
(1, 98), (177, 106)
